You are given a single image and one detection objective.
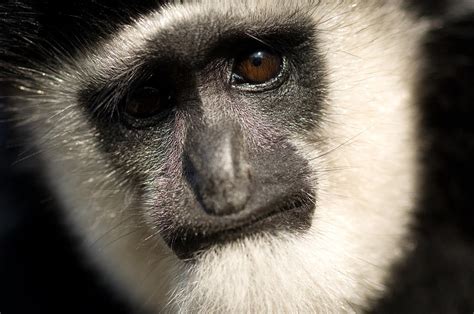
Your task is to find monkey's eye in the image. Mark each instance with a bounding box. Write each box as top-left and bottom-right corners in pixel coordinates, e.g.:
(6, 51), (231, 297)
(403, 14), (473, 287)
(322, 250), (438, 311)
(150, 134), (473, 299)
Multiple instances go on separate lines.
(122, 85), (174, 127)
(232, 50), (283, 85)
(124, 86), (167, 118)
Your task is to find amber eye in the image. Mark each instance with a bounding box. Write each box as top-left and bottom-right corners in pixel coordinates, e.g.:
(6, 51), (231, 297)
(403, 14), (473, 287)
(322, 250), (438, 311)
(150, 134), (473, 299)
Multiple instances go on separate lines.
(124, 86), (172, 120)
(233, 50), (283, 85)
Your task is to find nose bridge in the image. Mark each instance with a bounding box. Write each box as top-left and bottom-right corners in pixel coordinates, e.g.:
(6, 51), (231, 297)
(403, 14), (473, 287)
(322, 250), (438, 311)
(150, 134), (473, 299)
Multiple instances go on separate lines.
(184, 120), (251, 216)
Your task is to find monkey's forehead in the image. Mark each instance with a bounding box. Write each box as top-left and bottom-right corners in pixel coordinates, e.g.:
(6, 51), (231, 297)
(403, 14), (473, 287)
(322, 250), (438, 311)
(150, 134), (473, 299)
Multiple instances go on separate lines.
(84, 1), (314, 66)
(110, 0), (376, 51)
(65, 0), (394, 88)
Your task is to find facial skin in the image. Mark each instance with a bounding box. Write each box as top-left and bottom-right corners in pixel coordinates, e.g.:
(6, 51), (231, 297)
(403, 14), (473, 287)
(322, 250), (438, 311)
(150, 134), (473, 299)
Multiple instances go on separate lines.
(78, 12), (324, 258)
(5, 0), (429, 312)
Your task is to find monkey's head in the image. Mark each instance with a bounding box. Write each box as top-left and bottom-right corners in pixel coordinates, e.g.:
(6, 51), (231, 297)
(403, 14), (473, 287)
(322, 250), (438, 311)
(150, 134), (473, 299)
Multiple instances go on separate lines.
(8, 1), (427, 312)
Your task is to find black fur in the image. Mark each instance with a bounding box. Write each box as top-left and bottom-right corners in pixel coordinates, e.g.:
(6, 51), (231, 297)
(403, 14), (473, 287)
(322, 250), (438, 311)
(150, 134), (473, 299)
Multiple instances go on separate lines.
(372, 12), (474, 313)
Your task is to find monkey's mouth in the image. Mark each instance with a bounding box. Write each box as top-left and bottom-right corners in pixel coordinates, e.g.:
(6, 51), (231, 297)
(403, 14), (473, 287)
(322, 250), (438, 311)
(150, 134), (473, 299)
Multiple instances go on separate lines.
(164, 191), (315, 259)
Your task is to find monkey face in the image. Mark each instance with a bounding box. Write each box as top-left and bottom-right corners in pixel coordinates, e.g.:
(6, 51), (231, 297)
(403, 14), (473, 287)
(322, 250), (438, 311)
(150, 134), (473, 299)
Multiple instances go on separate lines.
(9, 0), (427, 312)
(78, 14), (325, 258)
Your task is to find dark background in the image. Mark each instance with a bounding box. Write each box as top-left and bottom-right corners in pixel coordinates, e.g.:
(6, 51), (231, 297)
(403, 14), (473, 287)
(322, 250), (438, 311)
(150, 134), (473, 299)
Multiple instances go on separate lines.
(1, 1), (473, 313)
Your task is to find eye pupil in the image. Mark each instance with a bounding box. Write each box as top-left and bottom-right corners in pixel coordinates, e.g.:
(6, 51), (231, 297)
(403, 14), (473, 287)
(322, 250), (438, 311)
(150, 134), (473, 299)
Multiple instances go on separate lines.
(250, 52), (264, 67)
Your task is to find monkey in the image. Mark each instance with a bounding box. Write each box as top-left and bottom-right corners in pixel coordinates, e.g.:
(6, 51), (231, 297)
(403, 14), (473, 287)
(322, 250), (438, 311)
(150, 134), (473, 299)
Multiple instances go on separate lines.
(0, 0), (473, 313)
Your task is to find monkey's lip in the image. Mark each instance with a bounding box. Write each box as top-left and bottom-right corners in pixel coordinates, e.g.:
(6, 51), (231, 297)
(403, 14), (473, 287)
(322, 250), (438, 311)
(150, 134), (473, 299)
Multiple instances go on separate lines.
(166, 191), (315, 259)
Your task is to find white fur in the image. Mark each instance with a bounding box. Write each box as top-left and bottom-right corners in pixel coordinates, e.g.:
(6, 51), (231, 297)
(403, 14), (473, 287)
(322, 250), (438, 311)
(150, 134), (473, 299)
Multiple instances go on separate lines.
(18, 0), (430, 312)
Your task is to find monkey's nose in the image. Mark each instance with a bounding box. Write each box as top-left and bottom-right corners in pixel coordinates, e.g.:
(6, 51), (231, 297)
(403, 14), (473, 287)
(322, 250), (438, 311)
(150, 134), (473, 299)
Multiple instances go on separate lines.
(183, 124), (251, 216)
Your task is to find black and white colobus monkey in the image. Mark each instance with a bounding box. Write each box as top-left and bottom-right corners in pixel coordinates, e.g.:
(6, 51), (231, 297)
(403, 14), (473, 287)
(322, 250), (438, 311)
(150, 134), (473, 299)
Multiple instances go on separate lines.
(0, 0), (473, 313)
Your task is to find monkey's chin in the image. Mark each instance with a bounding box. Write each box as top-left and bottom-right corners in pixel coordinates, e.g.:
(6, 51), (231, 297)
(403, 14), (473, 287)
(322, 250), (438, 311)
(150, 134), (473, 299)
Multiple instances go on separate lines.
(167, 197), (315, 260)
